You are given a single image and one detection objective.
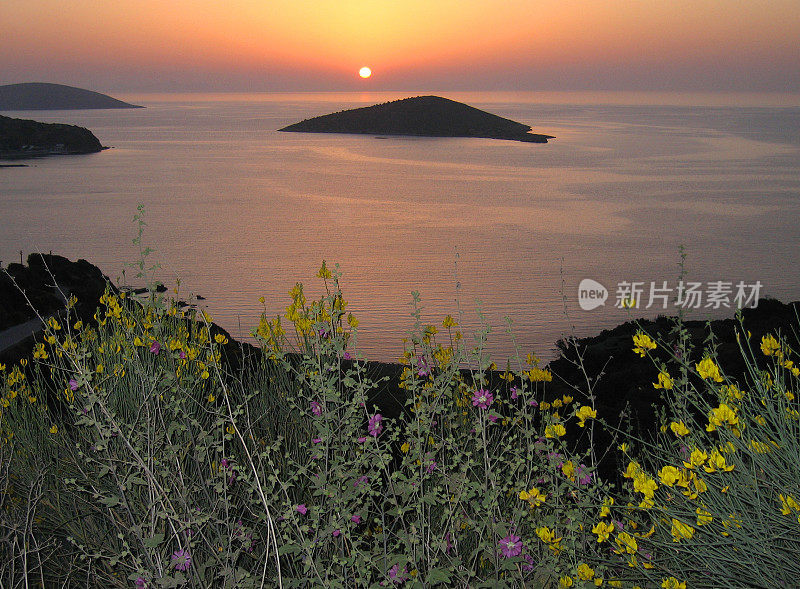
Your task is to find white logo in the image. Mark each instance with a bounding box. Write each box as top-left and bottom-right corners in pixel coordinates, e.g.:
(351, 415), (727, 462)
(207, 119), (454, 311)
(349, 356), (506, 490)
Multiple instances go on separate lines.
(578, 279), (608, 311)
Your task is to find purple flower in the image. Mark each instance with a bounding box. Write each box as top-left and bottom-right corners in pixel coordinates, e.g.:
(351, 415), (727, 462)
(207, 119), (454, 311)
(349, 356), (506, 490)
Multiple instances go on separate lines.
(357, 436), (367, 443)
(312, 437), (322, 444)
(343, 351), (352, 360)
(417, 356), (430, 377)
(354, 475), (369, 488)
(333, 529), (341, 537)
(310, 401), (322, 416)
(499, 534), (523, 558)
(296, 504), (307, 515)
(220, 458), (230, 469)
(510, 386), (518, 400)
(351, 514), (361, 524)
(149, 341), (161, 355)
(529, 399), (538, 407)
(522, 552), (535, 572)
(368, 413), (383, 437)
(68, 378), (79, 391)
(444, 532), (453, 554)
(576, 463), (593, 486)
(426, 460), (437, 473)
(178, 350), (186, 359)
(135, 578), (147, 588)
(487, 414), (499, 423)
(171, 548), (191, 571)
(471, 389), (493, 409)
(388, 564), (408, 584)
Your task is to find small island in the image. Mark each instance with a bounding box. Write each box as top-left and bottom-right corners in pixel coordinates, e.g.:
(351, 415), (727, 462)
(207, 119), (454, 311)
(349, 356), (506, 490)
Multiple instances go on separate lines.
(0, 115), (104, 159)
(0, 82), (142, 111)
(279, 95), (553, 143)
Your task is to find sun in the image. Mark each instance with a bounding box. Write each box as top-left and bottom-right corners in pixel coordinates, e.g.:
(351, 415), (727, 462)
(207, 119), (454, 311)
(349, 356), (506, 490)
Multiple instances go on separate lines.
(359, 66), (372, 79)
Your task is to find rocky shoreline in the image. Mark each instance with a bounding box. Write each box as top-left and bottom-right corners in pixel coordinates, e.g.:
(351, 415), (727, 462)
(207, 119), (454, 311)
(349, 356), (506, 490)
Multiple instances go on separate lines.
(0, 115), (104, 159)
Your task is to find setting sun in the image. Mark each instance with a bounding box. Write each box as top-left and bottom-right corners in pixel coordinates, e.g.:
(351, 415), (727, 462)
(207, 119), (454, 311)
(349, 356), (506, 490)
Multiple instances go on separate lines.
(359, 66), (372, 79)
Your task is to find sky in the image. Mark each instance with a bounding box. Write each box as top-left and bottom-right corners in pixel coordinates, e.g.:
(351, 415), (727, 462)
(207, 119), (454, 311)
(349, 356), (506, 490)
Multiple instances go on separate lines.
(1, 0), (798, 93)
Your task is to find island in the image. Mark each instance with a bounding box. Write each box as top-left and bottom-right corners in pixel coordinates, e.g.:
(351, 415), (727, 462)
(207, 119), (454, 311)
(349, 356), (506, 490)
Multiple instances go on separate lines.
(0, 115), (104, 158)
(0, 82), (142, 111)
(279, 95), (553, 143)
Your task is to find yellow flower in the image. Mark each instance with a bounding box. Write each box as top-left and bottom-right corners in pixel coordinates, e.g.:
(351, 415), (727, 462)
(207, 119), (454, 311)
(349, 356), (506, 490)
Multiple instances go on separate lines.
(559, 576), (574, 588)
(653, 371), (673, 389)
(526, 353), (540, 366)
(615, 531), (638, 554)
(592, 520), (614, 543)
(347, 313), (359, 329)
(696, 507), (713, 526)
(214, 333), (229, 345)
(442, 315), (458, 329)
(47, 317), (61, 331)
(706, 403), (739, 432)
(576, 405), (597, 427)
(528, 367), (553, 382)
(659, 465), (681, 486)
(761, 334), (781, 356)
(632, 332), (656, 357)
(670, 518), (695, 542)
(662, 578), (687, 589)
(520, 487), (546, 508)
(49, 425), (58, 434)
(401, 442), (410, 454)
(577, 563), (595, 581)
(704, 450), (734, 473)
(562, 461), (576, 480)
(684, 448), (707, 469)
(207, 392), (215, 403)
(600, 497), (614, 518)
(669, 421), (689, 436)
(696, 357), (723, 382)
(316, 260), (333, 279)
(545, 423), (566, 438)
(779, 494), (800, 516)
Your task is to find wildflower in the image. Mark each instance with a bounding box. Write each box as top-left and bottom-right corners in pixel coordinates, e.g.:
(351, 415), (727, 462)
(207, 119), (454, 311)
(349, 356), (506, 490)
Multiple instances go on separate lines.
(171, 549), (191, 571)
(545, 423), (566, 438)
(600, 497), (614, 518)
(69, 378), (79, 391)
(368, 413), (383, 437)
(632, 332), (657, 357)
(704, 449), (734, 473)
(761, 334), (781, 356)
(592, 521), (614, 543)
(653, 371), (673, 389)
(499, 533), (523, 558)
(696, 356), (723, 382)
(354, 475), (369, 488)
(696, 507), (713, 526)
(49, 425), (58, 434)
(510, 386), (519, 400)
(442, 315), (458, 329)
(332, 529), (341, 537)
(669, 421), (689, 436)
(577, 563), (595, 581)
(535, 526), (562, 552)
(662, 578), (687, 589)
(357, 436), (367, 443)
(519, 487), (546, 508)
(706, 403), (739, 432)
(135, 578), (147, 588)
(659, 465), (681, 486)
(214, 333), (229, 345)
(310, 401), (322, 416)
(296, 504), (307, 515)
(426, 460), (437, 473)
(351, 514), (361, 523)
(576, 405), (597, 427)
(684, 448), (708, 469)
(312, 437), (322, 444)
(615, 531), (638, 554)
(670, 518), (695, 542)
(149, 341), (161, 355)
(388, 564), (408, 584)
(779, 494), (800, 516)
(207, 393), (215, 403)
(528, 367), (553, 382)
(471, 388), (493, 409)
(559, 576), (574, 588)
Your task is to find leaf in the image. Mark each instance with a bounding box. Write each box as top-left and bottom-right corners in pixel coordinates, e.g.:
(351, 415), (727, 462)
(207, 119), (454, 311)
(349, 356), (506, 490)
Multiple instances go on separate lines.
(100, 495), (120, 507)
(143, 534), (164, 548)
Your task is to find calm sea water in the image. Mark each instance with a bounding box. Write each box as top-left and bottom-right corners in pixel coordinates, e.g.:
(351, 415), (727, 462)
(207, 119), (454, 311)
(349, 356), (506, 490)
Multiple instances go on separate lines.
(1, 91), (799, 362)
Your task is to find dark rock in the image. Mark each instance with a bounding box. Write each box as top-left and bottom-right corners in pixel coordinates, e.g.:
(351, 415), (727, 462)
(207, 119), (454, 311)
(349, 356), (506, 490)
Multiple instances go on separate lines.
(279, 95), (553, 143)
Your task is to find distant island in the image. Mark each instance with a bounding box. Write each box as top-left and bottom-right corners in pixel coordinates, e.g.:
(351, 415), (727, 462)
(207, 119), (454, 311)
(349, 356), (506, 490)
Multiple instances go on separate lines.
(0, 115), (103, 158)
(0, 83), (142, 111)
(279, 95), (554, 143)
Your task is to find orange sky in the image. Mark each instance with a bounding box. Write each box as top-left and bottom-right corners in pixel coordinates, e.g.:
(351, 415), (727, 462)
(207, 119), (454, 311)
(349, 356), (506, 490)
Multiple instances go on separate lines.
(1, 0), (798, 92)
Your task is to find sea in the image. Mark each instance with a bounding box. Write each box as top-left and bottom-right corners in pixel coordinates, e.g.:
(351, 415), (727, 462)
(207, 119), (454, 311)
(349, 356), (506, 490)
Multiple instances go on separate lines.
(1, 91), (799, 363)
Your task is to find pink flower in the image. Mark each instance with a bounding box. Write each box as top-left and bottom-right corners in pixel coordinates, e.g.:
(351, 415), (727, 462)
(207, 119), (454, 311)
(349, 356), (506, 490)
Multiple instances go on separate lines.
(312, 437), (322, 444)
(388, 564), (408, 584)
(333, 529), (341, 537)
(149, 341), (161, 355)
(510, 386), (519, 400)
(471, 388), (493, 409)
(357, 436), (367, 443)
(487, 414), (499, 423)
(351, 514), (361, 524)
(171, 548), (191, 571)
(529, 399), (538, 407)
(296, 504), (307, 515)
(310, 401), (322, 416)
(368, 413), (383, 437)
(499, 534), (523, 558)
